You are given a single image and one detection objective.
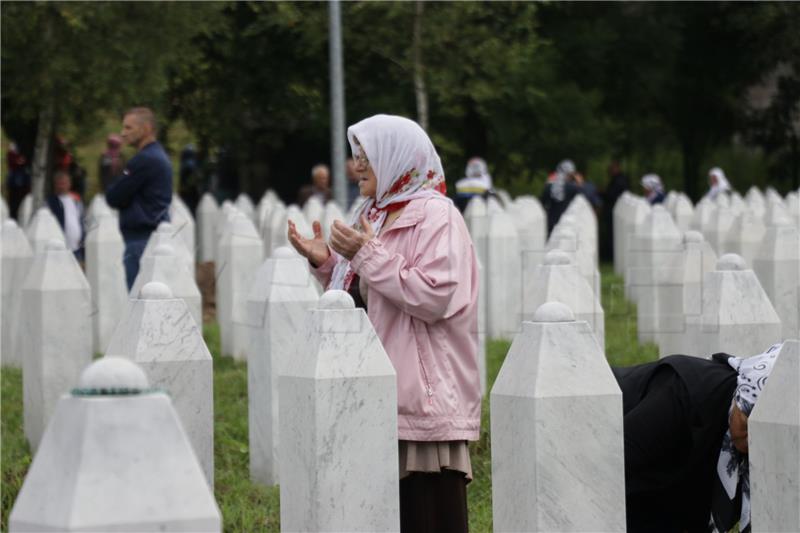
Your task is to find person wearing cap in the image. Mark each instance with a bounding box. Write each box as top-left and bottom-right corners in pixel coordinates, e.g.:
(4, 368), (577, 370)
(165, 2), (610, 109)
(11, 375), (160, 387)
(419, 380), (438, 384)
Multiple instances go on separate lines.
(98, 134), (126, 192)
(540, 159), (585, 236)
(613, 343), (783, 532)
(288, 114), (480, 533)
(641, 173), (666, 205)
(706, 167), (732, 201)
(454, 157), (495, 212)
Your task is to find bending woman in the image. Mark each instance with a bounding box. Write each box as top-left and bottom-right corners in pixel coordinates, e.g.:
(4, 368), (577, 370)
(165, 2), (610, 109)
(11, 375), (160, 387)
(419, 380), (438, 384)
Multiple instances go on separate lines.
(288, 114), (481, 533)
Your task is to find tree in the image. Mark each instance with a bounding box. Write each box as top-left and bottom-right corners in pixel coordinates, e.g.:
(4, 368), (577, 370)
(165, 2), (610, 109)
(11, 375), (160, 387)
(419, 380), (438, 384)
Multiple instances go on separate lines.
(1, 2), (219, 207)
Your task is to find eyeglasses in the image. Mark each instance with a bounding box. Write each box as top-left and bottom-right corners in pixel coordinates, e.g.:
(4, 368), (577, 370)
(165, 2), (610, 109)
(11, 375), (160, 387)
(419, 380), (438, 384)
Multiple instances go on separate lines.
(354, 150), (370, 168)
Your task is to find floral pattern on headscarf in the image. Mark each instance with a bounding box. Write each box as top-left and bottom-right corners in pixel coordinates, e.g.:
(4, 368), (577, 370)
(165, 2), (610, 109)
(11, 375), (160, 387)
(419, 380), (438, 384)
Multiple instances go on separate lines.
(328, 114), (448, 291)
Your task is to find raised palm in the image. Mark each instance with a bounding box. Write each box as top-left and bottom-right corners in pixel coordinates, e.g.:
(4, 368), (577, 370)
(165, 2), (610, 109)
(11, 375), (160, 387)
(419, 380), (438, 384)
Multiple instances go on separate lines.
(288, 219), (330, 267)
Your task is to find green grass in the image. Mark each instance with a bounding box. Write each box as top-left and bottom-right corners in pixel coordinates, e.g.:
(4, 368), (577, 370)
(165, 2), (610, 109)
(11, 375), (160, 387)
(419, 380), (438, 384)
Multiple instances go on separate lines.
(1, 264), (656, 532)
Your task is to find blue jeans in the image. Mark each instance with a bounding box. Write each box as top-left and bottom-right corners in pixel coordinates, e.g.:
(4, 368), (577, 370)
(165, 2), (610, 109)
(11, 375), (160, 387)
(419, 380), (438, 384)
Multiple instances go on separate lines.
(123, 237), (149, 290)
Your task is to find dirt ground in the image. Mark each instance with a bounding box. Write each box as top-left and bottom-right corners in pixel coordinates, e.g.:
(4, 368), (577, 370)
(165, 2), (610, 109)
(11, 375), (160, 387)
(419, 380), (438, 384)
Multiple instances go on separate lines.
(196, 261), (216, 323)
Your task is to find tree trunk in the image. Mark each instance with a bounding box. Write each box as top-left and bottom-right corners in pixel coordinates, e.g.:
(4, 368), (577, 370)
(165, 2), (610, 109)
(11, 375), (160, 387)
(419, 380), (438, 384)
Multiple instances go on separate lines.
(412, 1), (428, 131)
(31, 99), (56, 210)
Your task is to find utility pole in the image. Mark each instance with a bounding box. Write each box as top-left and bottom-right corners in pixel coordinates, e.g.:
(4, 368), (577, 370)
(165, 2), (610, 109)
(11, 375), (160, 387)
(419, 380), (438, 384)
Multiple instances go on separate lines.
(329, 0), (347, 209)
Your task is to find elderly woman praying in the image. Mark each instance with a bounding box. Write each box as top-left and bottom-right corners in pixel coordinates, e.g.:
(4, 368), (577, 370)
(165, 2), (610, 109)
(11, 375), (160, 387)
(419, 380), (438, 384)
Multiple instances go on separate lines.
(288, 114), (481, 533)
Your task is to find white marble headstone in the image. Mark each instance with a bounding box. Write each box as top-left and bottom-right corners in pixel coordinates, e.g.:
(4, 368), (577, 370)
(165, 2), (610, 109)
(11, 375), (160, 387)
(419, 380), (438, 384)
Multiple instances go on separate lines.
(21, 240), (92, 451)
(169, 196), (196, 260)
(142, 222), (195, 277)
(279, 290), (399, 532)
(26, 207), (66, 254)
(321, 200), (346, 240)
(9, 357), (221, 532)
(753, 221), (800, 341)
(219, 214), (263, 359)
(491, 301), (625, 532)
(196, 193), (219, 263)
(85, 212), (128, 354)
(698, 254), (782, 357)
(131, 244), (203, 328)
(723, 208), (766, 269)
(246, 247), (319, 486)
(302, 195), (325, 227)
(235, 192), (256, 221)
(749, 340), (800, 532)
(106, 282), (214, 486)
(19, 193), (33, 227)
(486, 207), (522, 338)
(1, 220), (33, 367)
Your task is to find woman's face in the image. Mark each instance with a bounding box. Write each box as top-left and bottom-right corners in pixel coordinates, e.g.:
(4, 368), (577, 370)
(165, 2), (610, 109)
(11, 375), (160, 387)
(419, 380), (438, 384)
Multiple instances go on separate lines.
(354, 142), (378, 198)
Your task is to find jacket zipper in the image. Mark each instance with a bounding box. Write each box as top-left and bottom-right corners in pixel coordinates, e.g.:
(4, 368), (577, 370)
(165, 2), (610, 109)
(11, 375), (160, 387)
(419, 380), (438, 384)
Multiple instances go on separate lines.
(418, 355), (434, 406)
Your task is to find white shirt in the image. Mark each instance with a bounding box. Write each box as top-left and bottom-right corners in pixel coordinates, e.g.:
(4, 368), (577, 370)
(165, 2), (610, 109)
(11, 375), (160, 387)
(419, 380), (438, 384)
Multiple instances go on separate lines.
(59, 194), (82, 252)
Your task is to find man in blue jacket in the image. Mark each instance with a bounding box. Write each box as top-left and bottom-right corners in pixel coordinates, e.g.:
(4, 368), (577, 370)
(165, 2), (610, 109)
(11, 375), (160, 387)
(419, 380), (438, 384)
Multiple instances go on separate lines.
(106, 107), (172, 289)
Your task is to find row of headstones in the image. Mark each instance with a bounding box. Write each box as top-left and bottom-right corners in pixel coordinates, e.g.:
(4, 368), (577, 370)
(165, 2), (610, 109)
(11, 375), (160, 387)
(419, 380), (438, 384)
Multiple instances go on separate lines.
(614, 188), (800, 354)
(8, 280), (799, 531)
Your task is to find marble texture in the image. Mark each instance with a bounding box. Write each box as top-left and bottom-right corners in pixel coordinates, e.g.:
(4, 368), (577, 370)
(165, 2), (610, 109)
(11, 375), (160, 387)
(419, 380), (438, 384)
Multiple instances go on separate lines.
(246, 247), (319, 486)
(491, 302), (625, 533)
(1, 220), (33, 367)
(279, 291), (399, 532)
(547, 225), (600, 298)
(85, 212), (128, 354)
(507, 196), (546, 254)
(689, 197), (715, 234)
(705, 204), (735, 255)
(322, 200), (346, 240)
(18, 193), (33, 227)
(487, 207), (522, 339)
(657, 231), (717, 357)
(623, 198), (650, 300)
(219, 214), (263, 359)
(143, 222), (195, 277)
(21, 240), (92, 451)
(670, 192), (694, 232)
(170, 197), (197, 261)
(697, 254), (782, 357)
(131, 244), (202, 328)
(197, 193), (219, 262)
(464, 196), (489, 337)
(612, 192), (632, 274)
(522, 250), (605, 349)
(753, 222), (800, 340)
(749, 340), (800, 532)
(303, 196), (325, 227)
(25, 207), (66, 253)
(626, 205), (684, 343)
(9, 357), (221, 532)
(106, 282), (214, 485)
(564, 194), (599, 264)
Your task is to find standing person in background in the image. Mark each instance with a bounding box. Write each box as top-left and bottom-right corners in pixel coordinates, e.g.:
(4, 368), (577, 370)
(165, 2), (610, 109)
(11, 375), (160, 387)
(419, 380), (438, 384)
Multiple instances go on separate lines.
(98, 134), (126, 192)
(297, 163), (332, 207)
(46, 169), (84, 260)
(105, 107), (172, 289)
(705, 167), (732, 201)
(179, 144), (200, 213)
(540, 159), (585, 236)
(288, 114), (480, 533)
(454, 157), (494, 212)
(6, 142), (30, 221)
(641, 173), (666, 205)
(601, 159), (630, 262)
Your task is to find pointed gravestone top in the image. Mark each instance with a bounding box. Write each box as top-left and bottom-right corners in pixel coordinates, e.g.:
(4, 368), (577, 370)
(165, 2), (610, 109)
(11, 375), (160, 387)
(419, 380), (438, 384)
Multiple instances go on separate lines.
(684, 230), (704, 243)
(140, 281), (173, 300)
(45, 239), (66, 251)
(717, 253), (746, 271)
(318, 289), (355, 309)
(271, 246), (295, 260)
(78, 356), (149, 391)
(154, 244), (174, 257)
(532, 301), (576, 322)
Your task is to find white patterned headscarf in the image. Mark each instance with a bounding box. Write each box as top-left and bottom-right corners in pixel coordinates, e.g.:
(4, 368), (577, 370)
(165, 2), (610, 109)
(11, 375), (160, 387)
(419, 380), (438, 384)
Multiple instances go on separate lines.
(328, 114), (447, 291)
(712, 342), (783, 533)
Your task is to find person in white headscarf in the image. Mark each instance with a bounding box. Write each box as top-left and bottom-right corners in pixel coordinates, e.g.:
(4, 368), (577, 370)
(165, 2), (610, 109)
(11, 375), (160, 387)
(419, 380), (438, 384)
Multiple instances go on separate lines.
(288, 114), (481, 533)
(540, 159), (585, 235)
(706, 167), (732, 200)
(612, 343), (783, 533)
(454, 156), (495, 211)
(641, 173), (666, 205)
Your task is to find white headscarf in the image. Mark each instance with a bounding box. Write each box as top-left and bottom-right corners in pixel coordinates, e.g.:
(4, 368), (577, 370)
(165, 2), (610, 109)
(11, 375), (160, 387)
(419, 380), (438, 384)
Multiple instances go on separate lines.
(328, 114), (447, 291)
(712, 342), (783, 533)
(551, 159), (576, 202)
(708, 167), (732, 200)
(463, 157), (493, 189)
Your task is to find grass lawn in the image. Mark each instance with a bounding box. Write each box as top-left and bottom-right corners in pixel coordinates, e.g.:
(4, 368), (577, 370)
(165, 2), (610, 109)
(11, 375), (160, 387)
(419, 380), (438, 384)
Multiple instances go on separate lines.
(1, 264), (656, 532)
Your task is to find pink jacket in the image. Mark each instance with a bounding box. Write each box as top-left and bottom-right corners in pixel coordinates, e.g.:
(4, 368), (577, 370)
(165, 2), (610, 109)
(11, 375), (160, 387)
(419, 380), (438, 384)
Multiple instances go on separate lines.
(313, 195), (481, 441)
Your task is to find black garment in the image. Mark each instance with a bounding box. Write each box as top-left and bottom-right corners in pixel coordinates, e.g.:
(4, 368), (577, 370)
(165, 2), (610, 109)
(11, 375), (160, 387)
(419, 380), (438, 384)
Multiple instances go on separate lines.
(400, 470), (469, 533)
(106, 141), (172, 241)
(46, 193), (84, 246)
(600, 171), (629, 262)
(648, 190), (666, 205)
(540, 181), (582, 236)
(613, 355), (737, 533)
